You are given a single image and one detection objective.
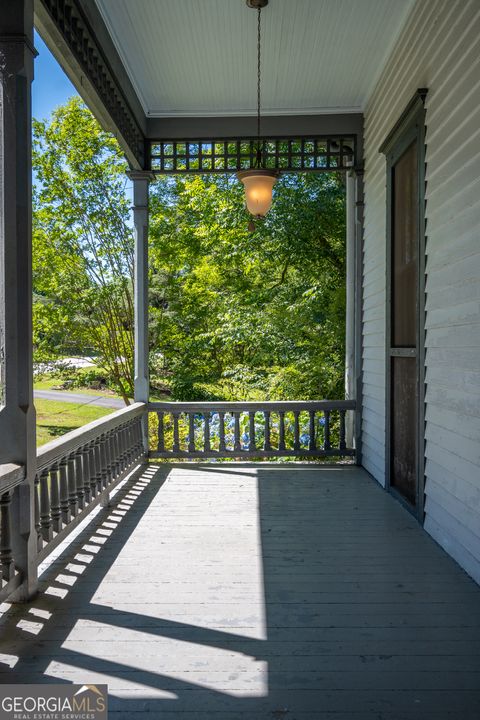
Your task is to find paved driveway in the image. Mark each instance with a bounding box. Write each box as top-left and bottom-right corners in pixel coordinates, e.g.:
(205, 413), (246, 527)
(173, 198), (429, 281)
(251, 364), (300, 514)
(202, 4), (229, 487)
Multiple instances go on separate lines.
(34, 389), (125, 409)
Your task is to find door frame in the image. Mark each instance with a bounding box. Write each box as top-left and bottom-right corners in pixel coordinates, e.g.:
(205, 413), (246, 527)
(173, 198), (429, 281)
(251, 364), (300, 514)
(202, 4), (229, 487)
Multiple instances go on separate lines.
(380, 89), (427, 521)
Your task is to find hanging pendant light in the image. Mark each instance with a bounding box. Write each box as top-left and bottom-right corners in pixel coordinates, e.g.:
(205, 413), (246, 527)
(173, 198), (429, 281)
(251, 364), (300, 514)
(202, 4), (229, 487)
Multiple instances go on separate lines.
(237, 0), (278, 223)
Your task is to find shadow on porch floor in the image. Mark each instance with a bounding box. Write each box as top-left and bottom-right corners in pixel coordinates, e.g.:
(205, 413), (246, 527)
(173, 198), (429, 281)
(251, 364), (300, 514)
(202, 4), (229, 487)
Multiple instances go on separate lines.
(0, 463), (479, 719)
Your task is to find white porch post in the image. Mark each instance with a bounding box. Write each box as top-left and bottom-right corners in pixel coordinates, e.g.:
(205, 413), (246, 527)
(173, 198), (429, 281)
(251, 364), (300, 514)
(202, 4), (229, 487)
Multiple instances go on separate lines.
(345, 167), (356, 448)
(353, 169), (364, 464)
(0, 0), (38, 598)
(345, 165), (364, 460)
(128, 171), (155, 450)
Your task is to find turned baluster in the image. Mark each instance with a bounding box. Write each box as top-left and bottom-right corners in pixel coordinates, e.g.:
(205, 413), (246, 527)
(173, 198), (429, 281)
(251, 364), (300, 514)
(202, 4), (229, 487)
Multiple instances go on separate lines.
(218, 412), (226, 452)
(74, 449), (85, 510)
(100, 435), (108, 489)
(89, 440), (98, 499)
(94, 438), (103, 494)
(105, 430), (114, 484)
(324, 410), (331, 452)
(120, 424), (127, 470)
(172, 413), (180, 453)
(188, 413), (195, 453)
(263, 410), (271, 451)
(309, 411), (316, 451)
(137, 417), (145, 456)
(293, 411), (300, 451)
(133, 419), (141, 459)
(133, 418), (142, 458)
(113, 428), (121, 475)
(99, 434), (110, 508)
(126, 422), (135, 465)
(278, 411), (286, 451)
(339, 410), (346, 450)
(39, 468), (53, 542)
(112, 429), (121, 478)
(34, 473), (42, 551)
(122, 425), (130, 467)
(249, 412), (256, 452)
(120, 425), (128, 470)
(117, 425), (125, 474)
(58, 457), (70, 524)
(203, 412), (211, 452)
(157, 412), (165, 453)
(233, 412), (241, 452)
(50, 463), (62, 533)
(67, 452), (78, 518)
(0, 490), (14, 581)
(130, 420), (138, 459)
(82, 444), (92, 504)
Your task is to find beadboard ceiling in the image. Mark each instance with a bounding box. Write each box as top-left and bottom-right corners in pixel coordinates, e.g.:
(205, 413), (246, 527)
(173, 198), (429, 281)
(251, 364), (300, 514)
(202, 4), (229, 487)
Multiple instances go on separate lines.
(95, 0), (416, 117)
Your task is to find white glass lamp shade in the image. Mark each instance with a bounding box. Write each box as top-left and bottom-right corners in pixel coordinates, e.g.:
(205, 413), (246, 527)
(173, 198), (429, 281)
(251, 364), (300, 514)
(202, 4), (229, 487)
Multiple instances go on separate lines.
(237, 169), (278, 217)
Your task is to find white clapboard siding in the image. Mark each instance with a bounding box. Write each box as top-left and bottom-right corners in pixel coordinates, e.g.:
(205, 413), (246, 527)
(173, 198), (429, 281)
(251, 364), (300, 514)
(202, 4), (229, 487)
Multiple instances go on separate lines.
(362, 0), (480, 582)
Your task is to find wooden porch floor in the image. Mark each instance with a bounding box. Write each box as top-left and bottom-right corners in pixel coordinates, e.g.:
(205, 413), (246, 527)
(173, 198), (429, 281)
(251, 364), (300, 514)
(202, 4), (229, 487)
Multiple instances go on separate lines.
(1, 463), (480, 719)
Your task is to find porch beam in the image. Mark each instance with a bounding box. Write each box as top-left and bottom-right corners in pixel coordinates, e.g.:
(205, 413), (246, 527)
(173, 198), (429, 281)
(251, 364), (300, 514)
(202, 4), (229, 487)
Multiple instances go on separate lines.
(128, 171), (155, 450)
(147, 113), (364, 161)
(0, 0), (38, 599)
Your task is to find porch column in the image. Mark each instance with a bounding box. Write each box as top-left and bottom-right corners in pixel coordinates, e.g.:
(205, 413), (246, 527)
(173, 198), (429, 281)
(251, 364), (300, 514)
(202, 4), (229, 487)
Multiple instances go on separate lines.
(0, 0), (38, 598)
(345, 164), (364, 462)
(353, 169), (364, 465)
(345, 168), (356, 448)
(128, 171), (155, 450)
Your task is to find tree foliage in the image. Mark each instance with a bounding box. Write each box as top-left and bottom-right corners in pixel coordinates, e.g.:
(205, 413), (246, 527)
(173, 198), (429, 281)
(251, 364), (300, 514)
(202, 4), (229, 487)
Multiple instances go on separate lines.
(149, 172), (346, 400)
(33, 99), (346, 403)
(32, 98), (134, 402)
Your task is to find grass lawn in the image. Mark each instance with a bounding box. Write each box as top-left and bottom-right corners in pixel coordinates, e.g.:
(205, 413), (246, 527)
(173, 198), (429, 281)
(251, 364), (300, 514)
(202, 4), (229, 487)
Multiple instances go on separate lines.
(35, 398), (113, 447)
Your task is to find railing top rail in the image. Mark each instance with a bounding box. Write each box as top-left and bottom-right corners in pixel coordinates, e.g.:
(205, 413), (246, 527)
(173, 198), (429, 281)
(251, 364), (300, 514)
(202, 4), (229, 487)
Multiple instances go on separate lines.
(0, 463), (25, 494)
(149, 400), (356, 413)
(37, 402), (146, 472)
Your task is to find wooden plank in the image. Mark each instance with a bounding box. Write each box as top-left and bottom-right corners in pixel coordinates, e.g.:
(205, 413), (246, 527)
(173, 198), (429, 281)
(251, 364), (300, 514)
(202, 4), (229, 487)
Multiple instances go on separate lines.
(1, 463), (479, 719)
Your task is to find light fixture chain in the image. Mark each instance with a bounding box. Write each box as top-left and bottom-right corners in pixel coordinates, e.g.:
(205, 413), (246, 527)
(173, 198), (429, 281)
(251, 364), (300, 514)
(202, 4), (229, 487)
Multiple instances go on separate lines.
(257, 6), (262, 148)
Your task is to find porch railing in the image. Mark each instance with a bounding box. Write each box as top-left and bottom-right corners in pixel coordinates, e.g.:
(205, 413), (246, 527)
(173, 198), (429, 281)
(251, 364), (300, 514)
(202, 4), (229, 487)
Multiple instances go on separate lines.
(0, 463), (26, 601)
(0, 402), (146, 602)
(148, 400), (356, 459)
(34, 402), (146, 563)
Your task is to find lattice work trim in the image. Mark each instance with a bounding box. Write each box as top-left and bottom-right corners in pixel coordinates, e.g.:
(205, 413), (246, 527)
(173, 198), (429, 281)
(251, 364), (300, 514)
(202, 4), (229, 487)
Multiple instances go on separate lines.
(149, 136), (356, 173)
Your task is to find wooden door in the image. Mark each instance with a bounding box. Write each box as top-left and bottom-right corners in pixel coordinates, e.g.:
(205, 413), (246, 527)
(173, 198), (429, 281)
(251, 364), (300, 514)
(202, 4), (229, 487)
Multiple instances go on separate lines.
(388, 139), (420, 507)
(382, 90), (427, 517)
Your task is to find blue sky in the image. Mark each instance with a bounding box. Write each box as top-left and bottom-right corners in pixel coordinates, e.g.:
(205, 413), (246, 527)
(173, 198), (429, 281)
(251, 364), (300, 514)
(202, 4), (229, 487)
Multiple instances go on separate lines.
(32, 31), (133, 201)
(33, 31), (78, 120)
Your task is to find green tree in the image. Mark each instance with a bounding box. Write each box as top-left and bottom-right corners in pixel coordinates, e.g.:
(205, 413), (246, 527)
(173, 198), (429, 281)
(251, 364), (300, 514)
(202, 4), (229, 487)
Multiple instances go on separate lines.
(149, 171), (346, 400)
(33, 98), (134, 403)
(33, 99), (346, 404)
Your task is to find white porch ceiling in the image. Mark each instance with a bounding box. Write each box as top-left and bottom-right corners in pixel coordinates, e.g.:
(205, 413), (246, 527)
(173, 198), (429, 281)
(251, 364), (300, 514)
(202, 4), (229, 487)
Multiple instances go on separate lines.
(95, 0), (416, 118)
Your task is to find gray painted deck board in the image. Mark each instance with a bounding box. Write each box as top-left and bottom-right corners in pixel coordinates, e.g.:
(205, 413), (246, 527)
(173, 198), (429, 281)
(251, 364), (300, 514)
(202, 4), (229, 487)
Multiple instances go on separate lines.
(1, 463), (479, 718)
